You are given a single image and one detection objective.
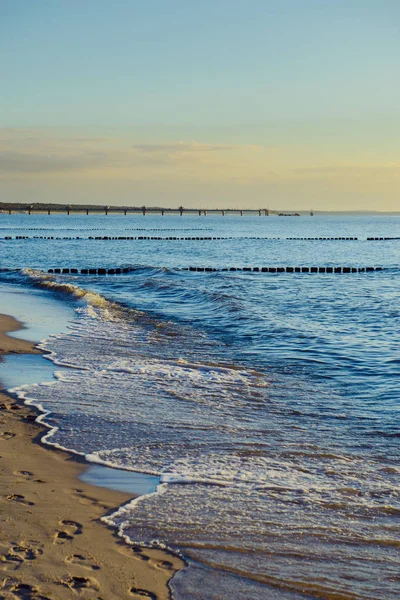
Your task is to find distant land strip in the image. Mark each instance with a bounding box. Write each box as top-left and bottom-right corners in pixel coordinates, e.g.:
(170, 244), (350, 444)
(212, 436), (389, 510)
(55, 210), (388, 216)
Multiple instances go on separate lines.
(2, 203), (400, 216)
(1, 202), (298, 216)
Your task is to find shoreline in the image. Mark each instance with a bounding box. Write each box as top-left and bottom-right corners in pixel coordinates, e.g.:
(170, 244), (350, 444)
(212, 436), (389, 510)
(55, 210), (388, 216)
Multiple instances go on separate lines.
(0, 314), (42, 356)
(0, 313), (183, 599)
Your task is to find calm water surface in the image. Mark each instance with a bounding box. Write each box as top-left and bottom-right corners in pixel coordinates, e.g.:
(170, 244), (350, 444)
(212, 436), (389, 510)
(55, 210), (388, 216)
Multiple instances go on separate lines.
(1, 213), (399, 599)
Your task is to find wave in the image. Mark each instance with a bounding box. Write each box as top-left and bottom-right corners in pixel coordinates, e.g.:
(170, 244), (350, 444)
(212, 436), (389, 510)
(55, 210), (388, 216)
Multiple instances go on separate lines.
(21, 268), (112, 312)
(4, 265), (399, 599)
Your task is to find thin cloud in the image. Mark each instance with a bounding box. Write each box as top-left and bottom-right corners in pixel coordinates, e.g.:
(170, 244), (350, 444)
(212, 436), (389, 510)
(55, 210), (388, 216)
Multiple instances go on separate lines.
(131, 142), (235, 153)
(0, 133), (254, 175)
(0, 130), (267, 177)
(292, 164), (400, 175)
(0, 151), (114, 173)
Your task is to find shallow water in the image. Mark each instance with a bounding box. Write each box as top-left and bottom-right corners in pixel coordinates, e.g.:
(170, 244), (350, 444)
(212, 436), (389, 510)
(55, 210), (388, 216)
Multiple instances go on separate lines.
(1, 213), (399, 599)
(80, 465), (159, 496)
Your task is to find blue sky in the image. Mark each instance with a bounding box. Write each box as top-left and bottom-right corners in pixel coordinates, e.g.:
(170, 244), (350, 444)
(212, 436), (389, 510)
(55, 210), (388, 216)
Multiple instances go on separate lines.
(1, 1), (399, 209)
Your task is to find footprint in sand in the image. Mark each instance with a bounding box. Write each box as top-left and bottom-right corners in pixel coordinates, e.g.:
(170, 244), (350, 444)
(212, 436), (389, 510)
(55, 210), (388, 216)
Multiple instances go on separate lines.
(1, 579), (51, 599)
(130, 588), (158, 599)
(150, 559), (174, 571)
(0, 552), (23, 571)
(25, 413), (36, 422)
(62, 520), (83, 534)
(61, 575), (100, 592)
(72, 489), (112, 510)
(0, 431), (16, 440)
(0, 544), (43, 571)
(12, 544), (43, 561)
(0, 402), (21, 411)
(54, 530), (74, 543)
(130, 547), (173, 572)
(66, 554), (100, 571)
(54, 520), (83, 544)
(6, 494), (34, 506)
(13, 470), (46, 484)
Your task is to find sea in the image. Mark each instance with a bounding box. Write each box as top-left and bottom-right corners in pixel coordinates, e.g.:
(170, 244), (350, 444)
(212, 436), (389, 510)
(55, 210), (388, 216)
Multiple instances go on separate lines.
(0, 213), (399, 600)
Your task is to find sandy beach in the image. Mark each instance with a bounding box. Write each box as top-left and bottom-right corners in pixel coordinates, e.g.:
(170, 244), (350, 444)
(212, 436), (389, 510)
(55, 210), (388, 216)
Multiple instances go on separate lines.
(0, 313), (183, 600)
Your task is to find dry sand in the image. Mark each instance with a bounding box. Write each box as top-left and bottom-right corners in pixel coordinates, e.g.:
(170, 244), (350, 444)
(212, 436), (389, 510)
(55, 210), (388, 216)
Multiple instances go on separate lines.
(0, 314), (183, 600)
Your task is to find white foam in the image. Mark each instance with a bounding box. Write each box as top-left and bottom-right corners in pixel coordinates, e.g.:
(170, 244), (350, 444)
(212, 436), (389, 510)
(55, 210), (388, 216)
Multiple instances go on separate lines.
(106, 357), (267, 388)
(101, 483), (177, 551)
(8, 385), (85, 458)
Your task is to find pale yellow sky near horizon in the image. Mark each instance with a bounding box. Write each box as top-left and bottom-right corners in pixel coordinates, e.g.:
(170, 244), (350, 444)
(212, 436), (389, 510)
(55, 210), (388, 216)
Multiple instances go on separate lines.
(0, 128), (399, 211)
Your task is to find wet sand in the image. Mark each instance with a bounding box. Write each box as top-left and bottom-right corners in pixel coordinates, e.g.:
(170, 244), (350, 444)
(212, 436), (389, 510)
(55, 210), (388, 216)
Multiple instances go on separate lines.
(0, 315), (42, 356)
(0, 313), (183, 599)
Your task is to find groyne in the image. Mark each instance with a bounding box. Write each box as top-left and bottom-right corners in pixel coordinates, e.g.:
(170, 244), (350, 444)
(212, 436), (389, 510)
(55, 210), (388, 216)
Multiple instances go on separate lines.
(46, 266), (384, 275)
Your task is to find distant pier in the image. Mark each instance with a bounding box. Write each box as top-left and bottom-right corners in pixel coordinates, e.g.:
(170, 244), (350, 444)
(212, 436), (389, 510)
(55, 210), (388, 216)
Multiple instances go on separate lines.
(0, 202), (307, 217)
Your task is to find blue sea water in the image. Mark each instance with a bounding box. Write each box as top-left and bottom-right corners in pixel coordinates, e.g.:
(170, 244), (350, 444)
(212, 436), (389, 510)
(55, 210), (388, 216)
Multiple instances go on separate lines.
(1, 213), (399, 599)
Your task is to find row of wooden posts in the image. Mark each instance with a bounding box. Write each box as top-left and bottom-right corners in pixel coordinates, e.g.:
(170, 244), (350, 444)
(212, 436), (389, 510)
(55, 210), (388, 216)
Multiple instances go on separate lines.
(4, 235), (399, 241)
(47, 266), (384, 275)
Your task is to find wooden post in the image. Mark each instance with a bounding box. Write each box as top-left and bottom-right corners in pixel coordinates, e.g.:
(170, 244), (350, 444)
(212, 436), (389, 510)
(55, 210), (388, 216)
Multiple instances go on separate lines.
(86, 208), (89, 215)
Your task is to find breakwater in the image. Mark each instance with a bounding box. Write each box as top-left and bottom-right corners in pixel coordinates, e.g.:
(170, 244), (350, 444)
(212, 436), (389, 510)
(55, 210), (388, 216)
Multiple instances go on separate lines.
(46, 266), (384, 275)
(3, 235), (400, 241)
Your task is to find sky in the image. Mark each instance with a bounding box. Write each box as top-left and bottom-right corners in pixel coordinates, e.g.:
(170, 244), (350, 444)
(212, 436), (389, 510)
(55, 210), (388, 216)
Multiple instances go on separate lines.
(1, 0), (399, 210)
